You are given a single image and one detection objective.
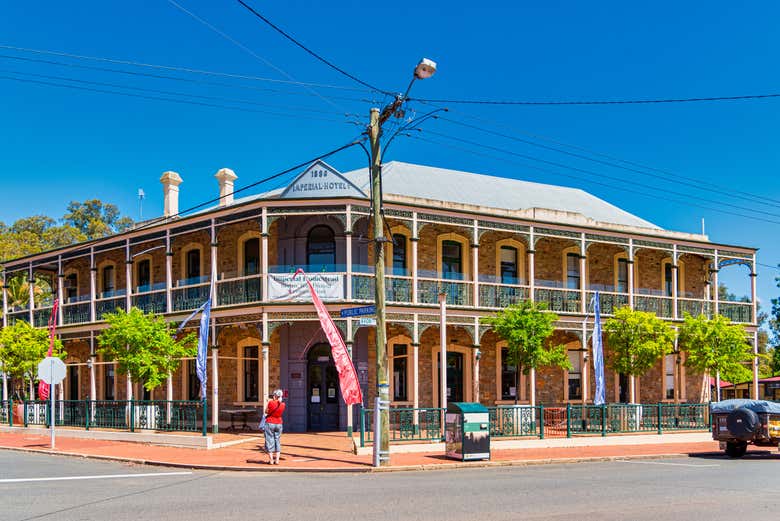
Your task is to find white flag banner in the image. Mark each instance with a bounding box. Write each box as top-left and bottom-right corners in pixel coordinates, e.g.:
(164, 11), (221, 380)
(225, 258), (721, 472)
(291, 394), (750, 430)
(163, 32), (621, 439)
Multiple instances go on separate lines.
(268, 273), (344, 301)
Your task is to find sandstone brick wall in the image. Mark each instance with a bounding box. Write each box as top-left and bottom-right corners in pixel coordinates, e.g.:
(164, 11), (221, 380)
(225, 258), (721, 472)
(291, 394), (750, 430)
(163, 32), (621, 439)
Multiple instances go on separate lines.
(586, 243), (625, 288)
(534, 237), (576, 283)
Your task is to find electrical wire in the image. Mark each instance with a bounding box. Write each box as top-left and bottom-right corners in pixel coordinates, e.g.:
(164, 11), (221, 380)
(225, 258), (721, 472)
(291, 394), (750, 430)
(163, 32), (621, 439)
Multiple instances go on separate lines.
(438, 115), (780, 209)
(167, 0), (345, 112)
(405, 132), (780, 227)
(410, 92), (780, 106)
(0, 53), (373, 104)
(0, 44), (365, 91)
(422, 128), (780, 221)
(235, 0), (392, 96)
(0, 73), (347, 123)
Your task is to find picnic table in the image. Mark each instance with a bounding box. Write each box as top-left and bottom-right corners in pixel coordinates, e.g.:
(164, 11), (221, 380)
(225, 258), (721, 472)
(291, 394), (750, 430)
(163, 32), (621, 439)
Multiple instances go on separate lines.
(222, 408), (258, 431)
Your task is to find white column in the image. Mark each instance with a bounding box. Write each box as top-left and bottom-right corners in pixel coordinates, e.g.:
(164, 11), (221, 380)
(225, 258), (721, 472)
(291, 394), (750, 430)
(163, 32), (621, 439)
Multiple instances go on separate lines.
(753, 332), (759, 400)
(581, 324), (588, 404)
(628, 239), (635, 309)
(529, 368), (536, 407)
(750, 255), (758, 325)
(262, 207), (269, 302)
(528, 227), (536, 303)
(2, 269), (8, 329)
(472, 219), (479, 307)
(2, 367), (7, 402)
(411, 212), (418, 304)
(262, 311), (269, 410)
(439, 293), (447, 411)
(211, 321), (219, 433)
(28, 263), (34, 324)
(346, 318), (353, 436)
(210, 219), (218, 307)
(165, 230), (173, 313)
(580, 233), (587, 314)
(346, 205), (353, 300)
(671, 245), (679, 320)
(629, 376), (636, 404)
(713, 250), (720, 316)
(125, 239), (132, 311)
(89, 247), (97, 323)
(412, 314), (419, 429)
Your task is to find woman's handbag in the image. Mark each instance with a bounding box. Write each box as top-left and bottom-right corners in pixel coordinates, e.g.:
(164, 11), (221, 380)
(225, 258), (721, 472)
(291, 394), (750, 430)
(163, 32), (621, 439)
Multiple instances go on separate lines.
(259, 414), (267, 431)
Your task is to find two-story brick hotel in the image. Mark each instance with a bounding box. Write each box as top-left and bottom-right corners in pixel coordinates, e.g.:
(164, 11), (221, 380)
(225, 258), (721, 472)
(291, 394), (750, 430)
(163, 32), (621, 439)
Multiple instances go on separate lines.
(1, 160), (758, 433)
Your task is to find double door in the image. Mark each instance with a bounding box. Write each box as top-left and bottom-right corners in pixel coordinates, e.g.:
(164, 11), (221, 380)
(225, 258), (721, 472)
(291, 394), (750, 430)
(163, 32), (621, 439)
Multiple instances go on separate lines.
(307, 345), (340, 431)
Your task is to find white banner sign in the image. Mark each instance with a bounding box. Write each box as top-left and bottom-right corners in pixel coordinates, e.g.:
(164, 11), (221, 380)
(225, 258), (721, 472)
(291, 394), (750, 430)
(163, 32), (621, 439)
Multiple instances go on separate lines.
(268, 273), (344, 301)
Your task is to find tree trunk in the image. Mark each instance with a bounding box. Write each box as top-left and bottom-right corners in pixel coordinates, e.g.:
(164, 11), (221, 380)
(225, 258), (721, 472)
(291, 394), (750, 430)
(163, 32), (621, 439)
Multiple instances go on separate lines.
(699, 371), (710, 403)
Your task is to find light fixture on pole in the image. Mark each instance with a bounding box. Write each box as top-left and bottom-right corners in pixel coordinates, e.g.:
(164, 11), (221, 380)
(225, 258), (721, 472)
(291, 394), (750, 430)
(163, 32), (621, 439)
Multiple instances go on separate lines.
(370, 57), (437, 468)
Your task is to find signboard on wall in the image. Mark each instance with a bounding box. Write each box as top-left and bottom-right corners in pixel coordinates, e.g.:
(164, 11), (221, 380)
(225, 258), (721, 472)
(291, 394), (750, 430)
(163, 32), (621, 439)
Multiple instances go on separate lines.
(268, 272), (344, 301)
(279, 160), (366, 199)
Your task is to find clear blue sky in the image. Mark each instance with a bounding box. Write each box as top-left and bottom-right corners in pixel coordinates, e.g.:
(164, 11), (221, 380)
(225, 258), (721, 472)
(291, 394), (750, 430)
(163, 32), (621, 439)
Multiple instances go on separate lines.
(1, 1), (778, 312)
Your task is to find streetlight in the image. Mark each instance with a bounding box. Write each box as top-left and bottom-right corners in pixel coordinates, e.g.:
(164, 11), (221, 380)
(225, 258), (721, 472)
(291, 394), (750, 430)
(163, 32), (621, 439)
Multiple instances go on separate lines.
(369, 58), (436, 468)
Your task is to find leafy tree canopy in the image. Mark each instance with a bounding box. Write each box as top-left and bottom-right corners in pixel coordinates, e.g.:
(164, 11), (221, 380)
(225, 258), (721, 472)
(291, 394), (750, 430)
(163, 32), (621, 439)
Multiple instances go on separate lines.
(482, 300), (570, 372)
(0, 320), (65, 386)
(603, 306), (674, 377)
(98, 308), (196, 392)
(63, 199), (133, 240)
(678, 312), (753, 384)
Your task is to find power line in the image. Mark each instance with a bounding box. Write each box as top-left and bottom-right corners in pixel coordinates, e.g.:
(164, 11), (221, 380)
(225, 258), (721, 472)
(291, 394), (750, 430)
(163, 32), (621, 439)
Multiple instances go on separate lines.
(410, 92), (780, 106)
(0, 53), (374, 104)
(438, 115), (780, 209)
(0, 44), (366, 91)
(406, 131), (780, 227)
(422, 128), (780, 221)
(166, 0), (344, 112)
(0, 73), (347, 123)
(235, 0), (392, 96)
(757, 262), (780, 271)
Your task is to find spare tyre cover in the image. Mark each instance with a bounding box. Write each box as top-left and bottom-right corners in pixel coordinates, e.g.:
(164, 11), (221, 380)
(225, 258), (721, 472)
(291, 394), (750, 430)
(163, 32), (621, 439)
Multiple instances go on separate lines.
(727, 407), (759, 440)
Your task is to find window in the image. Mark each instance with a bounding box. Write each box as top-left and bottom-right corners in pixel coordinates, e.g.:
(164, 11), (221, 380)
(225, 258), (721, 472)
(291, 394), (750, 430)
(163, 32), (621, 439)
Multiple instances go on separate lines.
(441, 240), (462, 280)
(243, 346), (259, 402)
(617, 258), (629, 293)
(566, 253), (581, 290)
(64, 273), (78, 301)
(500, 246), (518, 284)
(392, 344), (408, 401)
(243, 238), (260, 276)
(665, 354), (675, 400)
(307, 225), (336, 269)
(104, 363), (115, 400)
(664, 264), (673, 297)
(392, 234), (407, 275)
(188, 359), (200, 400)
(567, 351), (582, 400)
(101, 265), (115, 297)
(186, 249), (201, 282)
(136, 259), (151, 291)
(501, 347), (518, 400)
(662, 259), (685, 297)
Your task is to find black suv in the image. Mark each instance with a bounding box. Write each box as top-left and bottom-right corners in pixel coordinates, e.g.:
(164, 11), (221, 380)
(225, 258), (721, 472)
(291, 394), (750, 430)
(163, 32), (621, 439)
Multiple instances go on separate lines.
(711, 399), (780, 458)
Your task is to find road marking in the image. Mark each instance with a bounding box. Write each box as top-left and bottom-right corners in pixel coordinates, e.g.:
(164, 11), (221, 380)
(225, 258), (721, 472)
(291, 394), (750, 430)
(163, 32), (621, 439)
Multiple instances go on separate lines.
(616, 460), (719, 468)
(0, 471), (192, 483)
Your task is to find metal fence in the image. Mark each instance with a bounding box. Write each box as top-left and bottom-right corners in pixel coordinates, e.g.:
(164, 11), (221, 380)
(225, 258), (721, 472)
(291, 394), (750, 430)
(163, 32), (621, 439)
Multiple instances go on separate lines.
(358, 403), (710, 446)
(0, 399), (205, 435)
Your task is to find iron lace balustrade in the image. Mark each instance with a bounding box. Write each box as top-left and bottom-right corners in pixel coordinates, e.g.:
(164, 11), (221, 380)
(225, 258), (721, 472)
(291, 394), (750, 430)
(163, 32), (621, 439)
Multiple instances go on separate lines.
(487, 405), (540, 437)
(417, 277), (472, 306)
(360, 406), (444, 446)
(351, 273), (413, 303)
(217, 274), (262, 306)
(33, 307), (53, 328)
(534, 286), (581, 314)
(96, 296), (127, 320)
(584, 290), (629, 317)
(634, 294), (674, 318)
(719, 301), (753, 324)
(62, 301), (90, 325)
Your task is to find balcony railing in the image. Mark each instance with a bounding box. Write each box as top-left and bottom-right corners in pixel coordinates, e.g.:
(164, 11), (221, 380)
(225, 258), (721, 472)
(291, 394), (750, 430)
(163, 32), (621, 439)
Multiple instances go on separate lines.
(677, 298), (711, 318)
(172, 283), (210, 312)
(634, 294), (673, 318)
(62, 301), (90, 325)
(418, 277), (472, 306)
(96, 296), (126, 319)
(217, 274), (262, 306)
(534, 287), (581, 314)
(586, 290), (629, 316)
(719, 301), (752, 324)
(33, 307), (53, 328)
(132, 290), (166, 314)
(351, 273), (413, 304)
(479, 282), (529, 309)
(6, 310), (28, 326)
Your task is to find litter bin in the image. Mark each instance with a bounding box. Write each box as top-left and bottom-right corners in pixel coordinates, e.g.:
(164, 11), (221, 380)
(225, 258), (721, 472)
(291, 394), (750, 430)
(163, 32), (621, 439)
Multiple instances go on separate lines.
(445, 402), (490, 461)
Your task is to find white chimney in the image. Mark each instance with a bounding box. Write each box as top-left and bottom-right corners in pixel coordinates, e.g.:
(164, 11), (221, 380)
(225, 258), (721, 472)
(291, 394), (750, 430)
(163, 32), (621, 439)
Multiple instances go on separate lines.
(160, 171), (183, 218)
(215, 168), (237, 207)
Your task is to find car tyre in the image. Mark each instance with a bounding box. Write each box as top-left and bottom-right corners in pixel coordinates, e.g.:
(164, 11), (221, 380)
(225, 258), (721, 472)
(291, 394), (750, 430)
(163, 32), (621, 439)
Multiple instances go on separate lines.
(725, 441), (748, 458)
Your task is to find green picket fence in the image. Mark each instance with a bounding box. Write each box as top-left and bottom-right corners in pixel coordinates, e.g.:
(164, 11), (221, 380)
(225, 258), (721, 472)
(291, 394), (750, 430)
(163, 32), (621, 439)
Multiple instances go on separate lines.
(3, 399), (205, 435)
(359, 407), (444, 447)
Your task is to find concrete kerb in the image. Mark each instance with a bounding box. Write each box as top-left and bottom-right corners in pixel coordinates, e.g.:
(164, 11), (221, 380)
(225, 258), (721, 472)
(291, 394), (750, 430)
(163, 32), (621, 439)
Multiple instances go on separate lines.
(0, 443), (714, 473)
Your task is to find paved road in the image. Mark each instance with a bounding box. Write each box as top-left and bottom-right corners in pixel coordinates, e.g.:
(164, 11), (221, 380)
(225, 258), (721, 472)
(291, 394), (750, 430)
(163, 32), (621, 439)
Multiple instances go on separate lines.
(2, 450), (779, 521)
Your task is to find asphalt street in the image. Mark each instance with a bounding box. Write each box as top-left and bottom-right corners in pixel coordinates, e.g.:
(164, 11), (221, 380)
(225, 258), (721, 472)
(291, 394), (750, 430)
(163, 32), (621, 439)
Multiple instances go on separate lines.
(1, 450), (778, 521)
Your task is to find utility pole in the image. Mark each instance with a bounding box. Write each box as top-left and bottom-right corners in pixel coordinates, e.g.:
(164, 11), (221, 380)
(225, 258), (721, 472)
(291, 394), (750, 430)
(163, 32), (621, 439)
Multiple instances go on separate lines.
(368, 58), (437, 468)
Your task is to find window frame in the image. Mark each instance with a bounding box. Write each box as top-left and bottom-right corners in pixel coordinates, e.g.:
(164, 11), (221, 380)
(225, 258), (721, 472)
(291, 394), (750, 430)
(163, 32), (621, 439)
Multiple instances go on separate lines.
(495, 342), (527, 404)
(237, 231), (263, 277)
(389, 335), (414, 405)
(562, 247), (582, 290)
(134, 255), (153, 293)
(436, 233), (470, 281)
(235, 337), (263, 405)
(306, 225), (336, 269)
(180, 243), (205, 286)
(661, 258), (686, 298)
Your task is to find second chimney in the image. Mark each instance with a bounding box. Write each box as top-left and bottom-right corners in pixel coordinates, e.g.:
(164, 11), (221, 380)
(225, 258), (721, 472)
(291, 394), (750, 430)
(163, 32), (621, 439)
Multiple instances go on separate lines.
(215, 168), (237, 207)
(160, 171), (183, 218)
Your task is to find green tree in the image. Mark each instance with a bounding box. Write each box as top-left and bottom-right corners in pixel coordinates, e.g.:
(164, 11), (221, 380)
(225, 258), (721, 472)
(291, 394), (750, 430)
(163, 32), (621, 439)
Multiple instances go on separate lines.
(678, 312), (753, 402)
(4, 275), (52, 310)
(64, 199), (133, 240)
(482, 300), (569, 406)
(97, 308), (196, 392)
(0, 320), (65, 398)
(603, 307), (675, 402)
(769, 347), (780, 377)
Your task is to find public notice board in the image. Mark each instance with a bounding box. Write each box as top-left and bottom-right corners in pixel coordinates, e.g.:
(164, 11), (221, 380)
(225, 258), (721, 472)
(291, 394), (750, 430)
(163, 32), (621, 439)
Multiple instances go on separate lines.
(268, 273), (344, 301)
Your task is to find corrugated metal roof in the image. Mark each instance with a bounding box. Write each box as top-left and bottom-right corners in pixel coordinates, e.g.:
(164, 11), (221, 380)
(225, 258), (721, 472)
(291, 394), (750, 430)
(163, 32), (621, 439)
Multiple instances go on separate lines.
(339, 161), (660, 229)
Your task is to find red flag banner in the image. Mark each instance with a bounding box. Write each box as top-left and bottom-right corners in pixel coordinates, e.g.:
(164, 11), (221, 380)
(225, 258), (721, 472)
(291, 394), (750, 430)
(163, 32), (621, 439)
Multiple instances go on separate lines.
(38, 299), (59, 401)
(295, 269), (363, 406)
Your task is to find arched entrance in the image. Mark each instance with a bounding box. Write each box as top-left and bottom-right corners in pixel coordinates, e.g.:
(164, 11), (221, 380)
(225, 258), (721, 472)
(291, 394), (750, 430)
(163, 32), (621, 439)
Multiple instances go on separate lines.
(307, 343), (340, 431)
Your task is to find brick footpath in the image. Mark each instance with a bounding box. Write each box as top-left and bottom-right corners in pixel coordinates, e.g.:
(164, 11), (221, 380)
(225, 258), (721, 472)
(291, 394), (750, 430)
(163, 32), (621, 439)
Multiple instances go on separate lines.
(0, 431), (743, 472)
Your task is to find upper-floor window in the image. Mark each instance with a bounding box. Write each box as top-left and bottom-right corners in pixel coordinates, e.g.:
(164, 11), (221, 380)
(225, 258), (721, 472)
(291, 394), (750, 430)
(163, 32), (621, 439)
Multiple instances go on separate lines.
(500, 246), (518, 284)
(137, 259), (151, 291)
(101, 265), (115, 296)
(243, 238), (260, 275)
(64, 273), (78, 301)
(307, 225), (335, 269)
(441, 240), (462, 280)
(617, 258), (629, 293)
(392, 234), (407, 276)
(664, 264), (673, 297)
(566, 253), (581, 290)
(186, 249), (201, 281)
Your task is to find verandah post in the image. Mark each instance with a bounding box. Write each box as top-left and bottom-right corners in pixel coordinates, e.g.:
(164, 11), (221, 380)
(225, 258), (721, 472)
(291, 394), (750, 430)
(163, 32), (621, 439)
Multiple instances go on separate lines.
(8, 398), (12, 427)
(202, 396), (207, 437)
(539, 404), (544, 439)
(359, 405), (365, 448)
(566, 403), (572, 438)
(85, 399), (90, 430)
(130, 398), (135, 433)
(657, 402), (663, 435)
(601, 404), (606, 437)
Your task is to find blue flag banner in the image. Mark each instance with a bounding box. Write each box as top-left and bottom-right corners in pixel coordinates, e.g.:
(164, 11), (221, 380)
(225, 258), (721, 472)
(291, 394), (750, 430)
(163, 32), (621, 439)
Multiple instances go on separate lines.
(196, 297), (212, 400)
(591, 292), (606, 406)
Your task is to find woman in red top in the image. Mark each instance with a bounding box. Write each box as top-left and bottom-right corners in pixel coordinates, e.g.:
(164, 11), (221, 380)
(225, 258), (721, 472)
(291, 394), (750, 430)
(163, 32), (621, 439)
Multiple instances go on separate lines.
(264, 389), (286, 464)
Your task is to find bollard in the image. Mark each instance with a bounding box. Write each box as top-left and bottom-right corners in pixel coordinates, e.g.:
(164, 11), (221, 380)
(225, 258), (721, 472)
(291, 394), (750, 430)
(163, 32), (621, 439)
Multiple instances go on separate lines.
(539, 404), (545, 440)
(359, 405), (365, 448)
(657, 402), (663, 435)
(8, 398), (12, 427)
(566, 403), (572, 438)
(601, 404), (607, 437)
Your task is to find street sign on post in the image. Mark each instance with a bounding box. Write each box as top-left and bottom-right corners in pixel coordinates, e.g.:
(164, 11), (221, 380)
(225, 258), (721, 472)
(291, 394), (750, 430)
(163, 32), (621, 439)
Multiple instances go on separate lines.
(358, 317), (377, 327)
(340, 305), (376, 318)
(37, 357), (66, 449)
